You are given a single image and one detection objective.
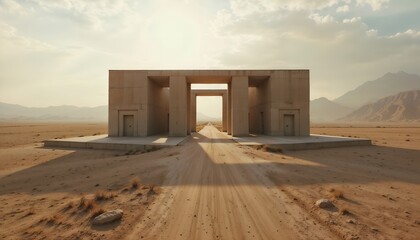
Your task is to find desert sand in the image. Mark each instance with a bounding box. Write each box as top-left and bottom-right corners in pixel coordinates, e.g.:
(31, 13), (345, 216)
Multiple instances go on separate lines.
(0, 122), (419, 239)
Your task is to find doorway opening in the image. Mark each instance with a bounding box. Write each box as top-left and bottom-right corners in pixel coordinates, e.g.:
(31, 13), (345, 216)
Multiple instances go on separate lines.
(196, 96), (222, 132)
(123, 115), (134, 136)
(283, 114), (295, 136)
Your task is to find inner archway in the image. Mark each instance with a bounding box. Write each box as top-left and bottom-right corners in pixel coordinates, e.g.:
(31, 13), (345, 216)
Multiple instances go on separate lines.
(196, 96), (223, 132)
(190, 85), (228, 133)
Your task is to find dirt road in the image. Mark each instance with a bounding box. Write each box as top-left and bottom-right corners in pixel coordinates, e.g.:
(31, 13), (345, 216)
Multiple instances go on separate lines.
(1, 123), (419, 239)
(128, 126), (339, 239)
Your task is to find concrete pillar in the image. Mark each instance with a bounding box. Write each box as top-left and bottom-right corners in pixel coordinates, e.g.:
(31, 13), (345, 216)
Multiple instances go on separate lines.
(227, 82), (232, 135)
(231, 76), (249, 136)
(187, 83), (191, 135)
(169, 76), (188, 137)
(191, 93), (197, 132)
(222, 93), (227, 132)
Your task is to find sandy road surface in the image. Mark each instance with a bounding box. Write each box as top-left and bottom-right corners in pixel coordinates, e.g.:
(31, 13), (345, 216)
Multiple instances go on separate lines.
(128, 125), (338, 239)
(1, 123), (419, 239)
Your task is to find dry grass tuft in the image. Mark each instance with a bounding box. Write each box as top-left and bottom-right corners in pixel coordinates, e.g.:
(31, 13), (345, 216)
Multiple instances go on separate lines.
(40, 214), (63, 225)
(62, 202), (74, 211)
(94, 190), (117, 201)
(329, 188), (344, 199)
(264, 146), (283, 153)
(130, 177), (140, 189)
(83, 199), (97, 211)
(148, 185), (158, 195)
(78, 196), (98, 211)
(78, 197), (86, 208)
(339, 207), (350, 215)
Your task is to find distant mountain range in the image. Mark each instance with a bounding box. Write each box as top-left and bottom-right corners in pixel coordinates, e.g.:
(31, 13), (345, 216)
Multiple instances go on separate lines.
(311, 71), (420, 122)
(340, 90), (420, 122)
(1, 71), (419, 123)
(334, 71), (420, 108)
(310, 97), (353, 122)
(0, 102), (220, 122)
(0, 103), (107, 121)
(197, 112), (220, 122)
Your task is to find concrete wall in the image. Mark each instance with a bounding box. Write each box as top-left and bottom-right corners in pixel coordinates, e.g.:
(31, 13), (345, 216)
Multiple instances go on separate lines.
(109, 70), (148, 137)
(147, 79), (169, 135)
(231, 76), (249, 136)
(268, 70), (310, 136)
(109, 70), (310, 137)
(249, 79), (270, 134)
(169, 76), (188, 137)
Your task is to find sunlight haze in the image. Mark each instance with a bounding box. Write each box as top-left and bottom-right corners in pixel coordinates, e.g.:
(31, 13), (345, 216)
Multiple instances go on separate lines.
(0, 0), (419, 119)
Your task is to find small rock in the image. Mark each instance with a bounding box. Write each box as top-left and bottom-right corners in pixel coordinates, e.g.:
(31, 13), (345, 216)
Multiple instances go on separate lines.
(92, 209), (123, 225)
(371, 227), (379, 232)
(414, 220), (420, 225)
(346, 219), (356, 224)
(315, 199), (333, 208)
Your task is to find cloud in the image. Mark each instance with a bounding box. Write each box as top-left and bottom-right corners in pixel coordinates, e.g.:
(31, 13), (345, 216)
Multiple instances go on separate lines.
(356, 0), (390, 11)
(212, 3), (420, 98)
(28, 0), (134, 31)
(0, 22), (54, 52)
(229, 0), (340, 16)
(0, 0), (33, 15)
(336, 5), (350, 12)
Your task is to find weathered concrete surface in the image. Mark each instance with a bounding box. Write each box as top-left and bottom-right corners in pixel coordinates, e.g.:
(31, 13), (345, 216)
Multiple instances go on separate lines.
(109, 70), (310, 137)
(44, 134), (187, 151)
(232, 134), (371, 150)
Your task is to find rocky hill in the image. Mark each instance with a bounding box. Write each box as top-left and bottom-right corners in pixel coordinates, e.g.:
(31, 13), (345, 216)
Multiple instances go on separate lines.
(334, 71), (420, 108)
(310, 97), (353, 122)
(340, 90), (420, 122)
(0, 102), (107, 121)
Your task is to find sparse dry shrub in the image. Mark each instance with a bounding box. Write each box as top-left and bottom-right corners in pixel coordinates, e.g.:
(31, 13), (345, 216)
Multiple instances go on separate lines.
(329, 188), (344, 199)
(94, 190), (116, 201)
(264, 146), (283, 153)
(148, 185), (157, 195)
(339, 207), (350, 215)
(130, 177), (140, 189)
(41, 214), (63, 225)
(78, 197), (86, 208)
(62, 202), (74, 211)
(83, 199), (97, 211)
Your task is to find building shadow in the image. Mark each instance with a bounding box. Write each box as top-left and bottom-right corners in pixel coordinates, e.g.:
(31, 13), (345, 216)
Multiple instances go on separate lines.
(0, 129), (419, 197)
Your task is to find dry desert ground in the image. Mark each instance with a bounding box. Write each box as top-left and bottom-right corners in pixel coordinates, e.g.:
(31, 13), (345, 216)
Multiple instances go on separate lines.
(0, 122), (420, 239)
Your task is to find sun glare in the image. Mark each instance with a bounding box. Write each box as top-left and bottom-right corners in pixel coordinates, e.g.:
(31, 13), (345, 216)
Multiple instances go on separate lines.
(144, 6), (202, 65)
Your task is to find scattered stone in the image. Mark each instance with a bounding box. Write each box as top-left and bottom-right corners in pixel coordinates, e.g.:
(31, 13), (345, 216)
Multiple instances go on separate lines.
(315, 199), (333, 208)
(92, 209), (123, 225)
(371, 227), (379, 232)
(414, 220), (420, 225)
(346, 219), (356, 224)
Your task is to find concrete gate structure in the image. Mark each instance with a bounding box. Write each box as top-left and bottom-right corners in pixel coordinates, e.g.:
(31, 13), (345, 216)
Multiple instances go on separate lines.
(108, 70), (310, 137)
(190, 89), (228, 133)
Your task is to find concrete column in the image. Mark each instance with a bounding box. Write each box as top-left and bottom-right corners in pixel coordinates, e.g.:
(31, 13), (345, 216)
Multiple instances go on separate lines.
(222, 93), (227, 132)
(190, 94), (197, 132)
(187, 83), (191, 135)
(231, 76), (249, 136)
(227, 82), (232, 135)
(169, 76), (188, 137)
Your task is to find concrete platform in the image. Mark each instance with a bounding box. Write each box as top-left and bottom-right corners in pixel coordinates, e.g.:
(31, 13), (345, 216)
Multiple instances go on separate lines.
(44, 134), (187, 151)
(232, 134), (371, 151)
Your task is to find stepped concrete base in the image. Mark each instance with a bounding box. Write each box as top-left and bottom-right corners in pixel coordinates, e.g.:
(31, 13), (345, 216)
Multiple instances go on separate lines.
(44, 134), (187, 151)
(232, 134), (371, 151)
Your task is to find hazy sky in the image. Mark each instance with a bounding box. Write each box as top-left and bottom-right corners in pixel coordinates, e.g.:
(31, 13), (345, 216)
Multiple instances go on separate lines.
(0, 0), (419, 118)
